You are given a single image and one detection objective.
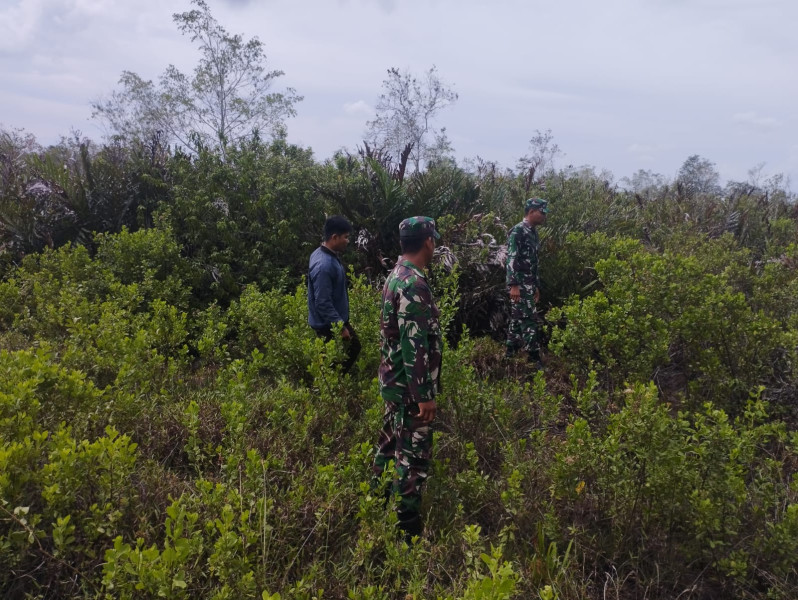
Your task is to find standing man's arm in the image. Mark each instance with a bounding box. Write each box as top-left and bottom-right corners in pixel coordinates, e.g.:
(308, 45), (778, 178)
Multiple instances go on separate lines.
(506, 227), (521, 302)
(397, 282), (437, 423)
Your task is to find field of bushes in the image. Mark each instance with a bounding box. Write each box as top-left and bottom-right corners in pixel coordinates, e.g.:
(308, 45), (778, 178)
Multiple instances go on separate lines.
(1, 132), (797, 598)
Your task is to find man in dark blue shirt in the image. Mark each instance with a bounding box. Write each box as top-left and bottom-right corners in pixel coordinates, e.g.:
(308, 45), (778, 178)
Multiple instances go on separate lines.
(308, 216), (361, 373)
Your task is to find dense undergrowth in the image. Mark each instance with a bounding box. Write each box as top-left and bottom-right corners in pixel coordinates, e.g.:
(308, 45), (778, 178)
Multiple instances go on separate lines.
(1, 133), (798, 598)
(1, 224), (797, 599)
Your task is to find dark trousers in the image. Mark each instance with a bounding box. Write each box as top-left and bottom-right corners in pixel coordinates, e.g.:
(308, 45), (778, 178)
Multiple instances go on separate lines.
(314, 322), (361, 374)
(371, 401), (432, 538)
(506, 286), (540, 356)
(372, 401), (433, 512)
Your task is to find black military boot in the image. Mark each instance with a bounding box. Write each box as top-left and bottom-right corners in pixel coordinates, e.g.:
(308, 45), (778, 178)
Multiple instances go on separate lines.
(527, 348), (544, 370)
(397, 511), (423, 545)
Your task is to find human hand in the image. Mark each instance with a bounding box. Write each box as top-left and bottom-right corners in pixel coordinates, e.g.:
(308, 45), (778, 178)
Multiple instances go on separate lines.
(416, 400), (437, 424)
(340, 327), (351, 340)
(534, 287), (540, 303)
(509, 286), (520, 303)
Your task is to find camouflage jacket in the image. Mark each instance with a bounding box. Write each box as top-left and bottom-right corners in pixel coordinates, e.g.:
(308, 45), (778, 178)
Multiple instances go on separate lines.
(379, 259), (443, 405)
(506, 220), (540, 289)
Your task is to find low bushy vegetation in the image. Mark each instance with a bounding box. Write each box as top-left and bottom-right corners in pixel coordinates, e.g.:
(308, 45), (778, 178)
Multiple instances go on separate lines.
(1, 203), (797, 598)
(2, 118), (798, 598)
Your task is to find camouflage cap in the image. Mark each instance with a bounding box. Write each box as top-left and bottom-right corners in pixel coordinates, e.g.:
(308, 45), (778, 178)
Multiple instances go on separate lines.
(399, 216), (441, 240)
(525, 197), (549, 213)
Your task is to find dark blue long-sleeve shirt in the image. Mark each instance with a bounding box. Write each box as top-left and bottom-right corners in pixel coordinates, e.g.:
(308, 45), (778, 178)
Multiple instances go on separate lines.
(307, 245), (349, 330)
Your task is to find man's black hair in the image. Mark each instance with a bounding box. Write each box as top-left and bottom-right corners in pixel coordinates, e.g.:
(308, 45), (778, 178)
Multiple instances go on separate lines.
(400, 235), (429, 254)
(323, 215), (353, 241)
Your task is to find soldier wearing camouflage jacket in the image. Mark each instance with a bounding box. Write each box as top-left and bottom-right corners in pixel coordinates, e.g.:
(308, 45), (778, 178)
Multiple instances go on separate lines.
(372, 216), (442, 542)
(506, 198), (549, 362)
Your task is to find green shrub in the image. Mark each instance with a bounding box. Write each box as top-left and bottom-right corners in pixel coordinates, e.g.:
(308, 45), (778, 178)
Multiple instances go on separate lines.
(1, 178), (797, 598)
(549, 235), (798, 410)
(94, 226), (193, 309)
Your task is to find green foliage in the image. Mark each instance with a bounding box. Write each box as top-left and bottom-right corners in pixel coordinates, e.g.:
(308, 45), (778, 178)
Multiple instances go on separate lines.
(1, 227), (797, 598)
(549, 234), (798, 409)
(548, 383), (797, 594)
(95, 226), (192, 309)
(2, 126), (798, 599)
(0, 131), (171, 269)
(161, 138), (324, 302)
(460, 544), (520, 600)
(315, 155), (483, 278)
(0, 348), (103, 441)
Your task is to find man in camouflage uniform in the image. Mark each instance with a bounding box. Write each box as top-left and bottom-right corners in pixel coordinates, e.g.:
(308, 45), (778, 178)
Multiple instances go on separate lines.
(372, 216), (442, 542)
(506, 197), (549, 364)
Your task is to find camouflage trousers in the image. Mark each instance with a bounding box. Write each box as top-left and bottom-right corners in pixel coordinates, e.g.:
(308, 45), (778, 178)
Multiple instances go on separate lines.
(371, 401), (433, 516)
(506, 286), (540, 355)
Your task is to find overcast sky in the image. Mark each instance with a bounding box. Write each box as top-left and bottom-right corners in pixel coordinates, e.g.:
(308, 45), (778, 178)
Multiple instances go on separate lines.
(1, 0), (796, 186)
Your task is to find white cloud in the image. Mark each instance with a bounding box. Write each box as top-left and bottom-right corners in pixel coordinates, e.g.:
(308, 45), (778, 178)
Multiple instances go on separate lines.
(375, 0), (396, 13)
(1, 0), (797, 184)
(494, 85), (579, 104)
(0, 0), (44, 52)
(732, 111), (780, 130)
(628, 143), (658, 162)
(342, 100), (373, 117)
